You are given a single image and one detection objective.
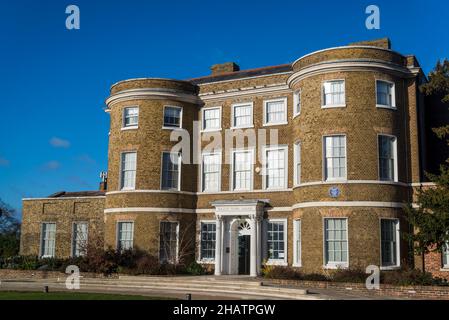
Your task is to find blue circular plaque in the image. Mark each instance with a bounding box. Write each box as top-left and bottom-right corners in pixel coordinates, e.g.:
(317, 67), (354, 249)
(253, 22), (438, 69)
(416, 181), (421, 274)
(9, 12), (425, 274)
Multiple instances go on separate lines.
(329, 186), (340, 198)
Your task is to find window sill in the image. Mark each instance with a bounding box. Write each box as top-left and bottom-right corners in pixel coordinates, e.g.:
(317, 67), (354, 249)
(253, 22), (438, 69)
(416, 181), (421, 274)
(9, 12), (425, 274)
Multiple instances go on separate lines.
(324, 264), (348, 270)
(201, 128), (222, 133)
(376, 104), (397, 110)
(121, 126), (138, 131)
(439, 267), (449, 272)
(230, 125), (254, 130)
(324, 179), (347, 183)
(321, 104), (346, 109)
(265, 260), (288, 266)
(120, 187), (135, 191)
(197, 260), (215, 264)
(293, 113), (300, 119)
(201, 189), (221, 194)
(380, 265), (401, 271)
(292, 263), (302, 268)
(262, 122), (288, 127)
(162, 126), (183, 130)
(263, 187), (289, 192)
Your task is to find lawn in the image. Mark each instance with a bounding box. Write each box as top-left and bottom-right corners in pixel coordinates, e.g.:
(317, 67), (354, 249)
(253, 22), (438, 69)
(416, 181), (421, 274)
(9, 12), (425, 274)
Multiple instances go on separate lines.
(0, 291), (174, 300)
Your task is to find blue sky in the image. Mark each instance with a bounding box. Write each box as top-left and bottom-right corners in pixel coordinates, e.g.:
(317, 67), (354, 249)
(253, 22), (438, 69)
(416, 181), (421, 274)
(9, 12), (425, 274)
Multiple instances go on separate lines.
(0, 0), (448, 216)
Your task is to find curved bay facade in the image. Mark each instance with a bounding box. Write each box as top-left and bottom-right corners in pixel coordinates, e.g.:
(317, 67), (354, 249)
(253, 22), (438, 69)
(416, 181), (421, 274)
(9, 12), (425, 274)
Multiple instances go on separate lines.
(21, 38), (433, 276)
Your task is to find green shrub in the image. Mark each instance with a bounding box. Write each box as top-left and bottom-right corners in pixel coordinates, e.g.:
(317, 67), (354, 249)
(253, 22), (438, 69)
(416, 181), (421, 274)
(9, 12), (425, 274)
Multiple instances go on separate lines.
(330, 266), (367, 283)
(186, 261), (206, 275)
(261, 264), (302, 280)
(381, 268), (449, 286)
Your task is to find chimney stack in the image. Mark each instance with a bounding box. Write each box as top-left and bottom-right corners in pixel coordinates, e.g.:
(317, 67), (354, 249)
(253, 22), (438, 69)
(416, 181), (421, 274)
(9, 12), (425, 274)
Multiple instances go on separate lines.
(99, 171), (108, 192)
(210, 62), (240, 76)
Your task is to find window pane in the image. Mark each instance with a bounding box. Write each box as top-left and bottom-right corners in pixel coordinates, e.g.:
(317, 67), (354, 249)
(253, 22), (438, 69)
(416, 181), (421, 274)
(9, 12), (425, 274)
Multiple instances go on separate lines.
(160, 222), (178, 263)
(164, 107), (181, 128)
(266, 100), (286, 124)
(202, 153), (220, 192)
(124, 107), (139, 127)
(200, 222), (216, 260)
(381, 219), (398, 266)
(73, 222), (88, 257)
(162, 152), (180, 190)
(324, 218), (348, 265)
(233, 151), (252, 190)
(267, 221), (285, 261)
(324, 136), (346, 180)
(121, 152), (136, 189)
(233, 105), (252, 127)
(323, 81), (345, 106)
(377, 81), (394, 107)
(118, 222), (133, 251)
(266, 148), (286, 189)
(41, 223), (56, 257)
(203, 108), (220, 130)
(378, 135), (396, 181)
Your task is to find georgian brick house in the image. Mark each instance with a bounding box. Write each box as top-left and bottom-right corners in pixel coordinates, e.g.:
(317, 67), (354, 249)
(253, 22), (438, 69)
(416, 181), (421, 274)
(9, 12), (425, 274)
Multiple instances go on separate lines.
(20, 38), (449, 278)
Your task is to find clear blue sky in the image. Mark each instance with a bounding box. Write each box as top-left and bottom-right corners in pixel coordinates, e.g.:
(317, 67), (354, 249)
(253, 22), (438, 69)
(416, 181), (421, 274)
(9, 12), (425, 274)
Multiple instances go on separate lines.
(0, 0), (448, 216)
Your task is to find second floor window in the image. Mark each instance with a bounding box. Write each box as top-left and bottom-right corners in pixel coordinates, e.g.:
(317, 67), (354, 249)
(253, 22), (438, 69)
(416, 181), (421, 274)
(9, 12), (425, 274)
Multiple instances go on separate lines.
(161, 152), (180, 190)
(120, 152), (137, 190)
(322, 80), (345, 107)
(232, 103), (253, 128)
(123, 107), (139, 127)
(264, 147), (287, 189)
(163, 106), (182, 128)
(378, 135), (397, 181)
(324, 135), (346, 181)
(202, 107), (221, 131)
(294, 141), (301, 186)
(232, 150), (253, 191)
(293, 90), (301, 116)
(264, 98), (287, 125)
(202, 153), (221, 192)
(376, 80), (396, 108)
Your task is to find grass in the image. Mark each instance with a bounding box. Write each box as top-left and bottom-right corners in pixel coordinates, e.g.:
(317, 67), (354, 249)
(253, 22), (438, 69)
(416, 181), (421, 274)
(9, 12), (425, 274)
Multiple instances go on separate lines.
(0, 291), (174, 300)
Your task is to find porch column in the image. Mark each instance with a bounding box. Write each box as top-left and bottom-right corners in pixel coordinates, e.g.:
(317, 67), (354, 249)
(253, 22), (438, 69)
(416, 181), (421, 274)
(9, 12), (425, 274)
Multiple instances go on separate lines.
(249, 216), (257, 277)
(214, 216), (223, 276)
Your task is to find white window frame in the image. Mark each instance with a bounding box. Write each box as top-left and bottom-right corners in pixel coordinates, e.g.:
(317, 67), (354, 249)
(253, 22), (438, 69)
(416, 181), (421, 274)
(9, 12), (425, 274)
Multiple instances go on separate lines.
(293, 141), (301, 186)
(293, 90), (301, 118)
(263, 97), (288, 126)
(321, 80), (346, 108)
(231, 102), (254, 129)
(159, 221), (179, 264)
(119, 151), (137, 190)
(162, 105), (183, 129)
(377, 134), (398, 182)
(160, 151), (182, 191)
(323, 217), (349, 269)
(323, 134), (347, 182)
(122, 106), (139, 130)
(198, 220), (216, 263)
(380, 218), (401, 270)
(230, 148), (254, 191)
(265, 218), (288, 266)
(201, 151), (222, 192)
(40, 222), (56, 258)
(262, 145), (289, 190)
(71, 221), (88, 257)
(201, 106), (222, 132)
(293, 219), (302, 267)
(442, 241), (449, 269)
(116, 221), (134, 251)
(376, 79), (396, 109)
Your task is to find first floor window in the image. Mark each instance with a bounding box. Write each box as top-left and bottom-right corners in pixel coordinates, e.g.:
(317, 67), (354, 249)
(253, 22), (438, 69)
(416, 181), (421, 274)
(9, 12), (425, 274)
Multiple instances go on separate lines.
(293, 220), (301, 266)
(120, 152), (137, 190)
(203, 107), (221, 130)
(162, 152), (180, 190)
(233, 150), (253, 190)
(41, 223), (56, 258)
(264, 98), (287, 124)
(160, 221), (179, 263)
(376, 80), (395, 108)
(265, 147), (287, 189)
(293, 90), (301, 116)
(323, 80), (345, 107)
(324, 218), (348, 267)
(267, 220), (286, 262)
(381, 219), (399, 267)
(378, 135), (397, 181)
(118, 222), (134, 251)
(324, 135), (346, 181)
(72, 222), (88, 257)
(123, 107), (139, 127)
(200, 222), (216, 260)
(294, 141), (301, 185)
(163, 106), (182, 128)
(202, 153), (221, 192)
(443, 242), (449, 268)
(232, 103), (253, 128)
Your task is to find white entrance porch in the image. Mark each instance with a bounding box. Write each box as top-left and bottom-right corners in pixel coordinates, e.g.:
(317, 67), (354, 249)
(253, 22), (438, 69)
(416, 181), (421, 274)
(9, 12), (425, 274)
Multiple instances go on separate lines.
(211, 200), (265, 277)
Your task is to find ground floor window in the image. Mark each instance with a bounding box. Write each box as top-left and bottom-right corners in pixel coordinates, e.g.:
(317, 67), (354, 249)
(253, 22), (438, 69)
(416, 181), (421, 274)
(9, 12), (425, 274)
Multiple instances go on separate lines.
(117, 221), (134, 251)
(443, 242), (449, 268)
(293, 219), (301, 266)
(324, 218), (348, 268)
(72, 222), (88, 257)
(41, 223), (56, 258)
(160, 221), (179, 263)
(200, 222), (216, 261)
(266, 220), (287, 264)
(380, 219), (400, 268)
